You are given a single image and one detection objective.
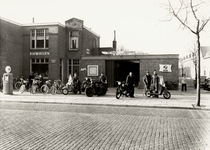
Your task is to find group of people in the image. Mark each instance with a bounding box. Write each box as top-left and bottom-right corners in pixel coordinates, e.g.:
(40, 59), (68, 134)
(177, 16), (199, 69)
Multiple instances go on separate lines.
(123, 70), (162, 98)
(143, 70), (163, 98)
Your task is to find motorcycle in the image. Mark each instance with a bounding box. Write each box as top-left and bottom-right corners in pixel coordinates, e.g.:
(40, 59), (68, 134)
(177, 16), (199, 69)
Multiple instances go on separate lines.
(85, 79), (108, 97)
(115, 81), (129, 99)
(145, 85), (171, 99)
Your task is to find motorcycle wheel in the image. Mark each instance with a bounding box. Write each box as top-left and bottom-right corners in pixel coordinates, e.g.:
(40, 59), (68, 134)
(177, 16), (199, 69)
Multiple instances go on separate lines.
(85, 87), (94, 97)
(62, 88), (69, 95)
(15, 82), (22, 90)
(163, 91), (171, 99)
(116, 90), (121, 99)
(145, 91), (151, 97)
(40, 85), (49, 94)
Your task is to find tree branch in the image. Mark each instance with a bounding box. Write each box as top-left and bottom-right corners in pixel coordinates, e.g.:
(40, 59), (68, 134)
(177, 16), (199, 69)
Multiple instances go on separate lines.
(199, 18), (210, 32)
(190, 0), (199, 21)
(168, 0), (196, 34)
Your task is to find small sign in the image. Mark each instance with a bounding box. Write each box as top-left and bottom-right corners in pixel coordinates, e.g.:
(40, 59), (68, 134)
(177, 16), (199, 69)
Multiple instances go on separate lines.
(51, 59), (56, 63)
(86, 49), (90, 54)
(159, 64), (172, 72)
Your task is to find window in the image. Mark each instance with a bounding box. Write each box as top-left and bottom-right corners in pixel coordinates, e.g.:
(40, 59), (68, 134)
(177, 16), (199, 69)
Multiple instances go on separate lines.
(68, 59), (80, 77)
(30, 58), (49, 79)
(30, 29), (49, 49)
(87, 65), (98, 76)
(69, 31), (79, 50)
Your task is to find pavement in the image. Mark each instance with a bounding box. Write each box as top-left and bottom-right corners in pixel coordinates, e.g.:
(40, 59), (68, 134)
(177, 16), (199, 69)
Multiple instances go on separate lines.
(0, 87), (210, 110)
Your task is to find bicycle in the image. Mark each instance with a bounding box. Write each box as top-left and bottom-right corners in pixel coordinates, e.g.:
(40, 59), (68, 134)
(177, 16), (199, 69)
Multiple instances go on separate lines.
(31, 79), (42, 94)
(40, 80), (52, 94)
(18, 79), (29, 94)
(50, 79), (65, 95)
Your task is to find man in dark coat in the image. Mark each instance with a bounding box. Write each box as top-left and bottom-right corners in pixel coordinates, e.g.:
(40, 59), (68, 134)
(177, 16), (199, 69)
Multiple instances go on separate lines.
(151, 70), (159, 98)
(126, 72), (135, 98)
(143, 71), (152, 91)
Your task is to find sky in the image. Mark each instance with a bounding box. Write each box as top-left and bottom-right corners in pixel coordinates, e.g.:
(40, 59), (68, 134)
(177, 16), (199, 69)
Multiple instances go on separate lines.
(0, 0), (210, 57)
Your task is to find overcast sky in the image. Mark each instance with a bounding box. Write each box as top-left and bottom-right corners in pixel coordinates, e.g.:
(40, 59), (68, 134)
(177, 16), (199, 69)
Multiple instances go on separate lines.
(0, 0), (210, 57)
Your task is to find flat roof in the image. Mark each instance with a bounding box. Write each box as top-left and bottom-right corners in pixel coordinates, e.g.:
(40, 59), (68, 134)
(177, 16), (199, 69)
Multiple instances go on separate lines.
(82, 54), (179, 60)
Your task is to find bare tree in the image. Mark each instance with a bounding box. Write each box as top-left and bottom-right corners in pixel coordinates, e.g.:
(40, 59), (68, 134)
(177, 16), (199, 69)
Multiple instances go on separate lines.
(167, 0), (210, 106)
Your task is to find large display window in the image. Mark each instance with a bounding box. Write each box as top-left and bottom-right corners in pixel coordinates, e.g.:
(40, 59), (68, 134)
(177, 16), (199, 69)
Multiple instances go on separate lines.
(30, 58), (49, 79)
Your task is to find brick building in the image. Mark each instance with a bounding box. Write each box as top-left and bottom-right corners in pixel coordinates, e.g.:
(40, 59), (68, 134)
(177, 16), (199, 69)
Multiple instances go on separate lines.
(0, 17), (179, 89)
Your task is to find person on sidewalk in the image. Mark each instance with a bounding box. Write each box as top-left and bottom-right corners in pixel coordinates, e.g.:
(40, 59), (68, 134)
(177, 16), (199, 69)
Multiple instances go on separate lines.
(126, 72), (135, 98)
(181, 74), (187, 92)
(151, 70), (159, 98)
(143, 71), (152, 91)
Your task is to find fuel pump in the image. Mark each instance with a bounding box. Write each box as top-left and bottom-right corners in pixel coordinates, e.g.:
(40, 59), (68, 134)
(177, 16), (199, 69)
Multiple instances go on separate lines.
(2, 66), (13, 94)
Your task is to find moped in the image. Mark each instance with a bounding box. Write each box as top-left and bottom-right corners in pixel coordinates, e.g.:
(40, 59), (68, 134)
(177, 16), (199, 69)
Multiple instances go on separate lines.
(145, 85), (171, 99)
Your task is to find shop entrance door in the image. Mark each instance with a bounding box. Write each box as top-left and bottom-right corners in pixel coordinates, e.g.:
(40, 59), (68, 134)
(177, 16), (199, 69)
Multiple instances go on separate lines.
(106, 60), (140, 87)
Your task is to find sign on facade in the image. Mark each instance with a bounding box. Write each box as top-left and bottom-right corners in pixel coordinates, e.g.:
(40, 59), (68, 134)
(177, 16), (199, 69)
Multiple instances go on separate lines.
(159, 64), (172, 72)
(30, 52), (50, 55)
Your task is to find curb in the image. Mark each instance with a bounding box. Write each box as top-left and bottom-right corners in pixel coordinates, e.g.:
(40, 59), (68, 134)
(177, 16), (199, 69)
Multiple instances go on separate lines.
(1, 99), (210, 111)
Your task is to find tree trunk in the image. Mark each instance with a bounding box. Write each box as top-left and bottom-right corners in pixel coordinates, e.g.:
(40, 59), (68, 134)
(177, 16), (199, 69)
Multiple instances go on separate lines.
(196, 31), (201, 106)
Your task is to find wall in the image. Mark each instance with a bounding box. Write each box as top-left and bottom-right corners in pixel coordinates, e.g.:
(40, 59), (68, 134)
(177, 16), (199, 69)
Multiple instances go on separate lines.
(22, 24), (65, 80)
(0, 19), (22, 77)
(139, 58), (179, 89)
(80, 59), (105, 82)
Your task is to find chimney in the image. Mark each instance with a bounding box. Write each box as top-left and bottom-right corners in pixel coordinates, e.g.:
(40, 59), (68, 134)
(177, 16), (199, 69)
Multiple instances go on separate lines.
(32, 17), (34, 23)
(113, 30), (117, 51)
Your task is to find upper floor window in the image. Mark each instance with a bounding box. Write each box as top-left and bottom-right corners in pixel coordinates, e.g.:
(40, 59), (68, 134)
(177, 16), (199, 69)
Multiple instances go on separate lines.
(69, 31), (79, 50)
(30, 29), (49, 49)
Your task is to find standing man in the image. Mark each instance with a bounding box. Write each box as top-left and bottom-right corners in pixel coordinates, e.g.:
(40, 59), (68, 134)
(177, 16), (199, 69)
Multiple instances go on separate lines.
(99, 72), (107, 84)
(151, 70), (159, 98)
(143, 71), (152, 91)
(126, 72), (135, 98)
(181, 74), (187, 92)
(29, 72), (34, 92)
(73, 73), (81, 94)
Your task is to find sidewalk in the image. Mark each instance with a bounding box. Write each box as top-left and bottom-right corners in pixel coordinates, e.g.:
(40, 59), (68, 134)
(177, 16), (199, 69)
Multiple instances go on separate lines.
(0, 87), (210, 110)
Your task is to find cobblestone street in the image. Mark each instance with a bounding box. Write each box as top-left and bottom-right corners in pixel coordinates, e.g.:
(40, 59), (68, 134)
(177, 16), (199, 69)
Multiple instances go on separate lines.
(0, 102), (210, 150)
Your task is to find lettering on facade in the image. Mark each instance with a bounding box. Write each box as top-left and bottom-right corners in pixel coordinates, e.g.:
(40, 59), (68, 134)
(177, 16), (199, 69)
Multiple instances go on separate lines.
(159, 64), (172, 72)
(30, 52), (50, 56)
(81, 68), (87, 71)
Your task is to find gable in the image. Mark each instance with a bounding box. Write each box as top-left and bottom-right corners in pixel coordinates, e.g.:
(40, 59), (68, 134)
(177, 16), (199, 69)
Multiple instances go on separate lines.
(65, 18), (83, 30)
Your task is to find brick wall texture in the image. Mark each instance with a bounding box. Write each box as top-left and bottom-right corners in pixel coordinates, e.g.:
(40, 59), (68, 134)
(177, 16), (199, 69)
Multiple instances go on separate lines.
(0, 19), (22, 77)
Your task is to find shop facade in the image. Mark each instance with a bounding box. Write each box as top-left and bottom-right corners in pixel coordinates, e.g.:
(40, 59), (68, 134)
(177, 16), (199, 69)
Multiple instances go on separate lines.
(80, 55), (179, 89)
(0, 17), (179, 89)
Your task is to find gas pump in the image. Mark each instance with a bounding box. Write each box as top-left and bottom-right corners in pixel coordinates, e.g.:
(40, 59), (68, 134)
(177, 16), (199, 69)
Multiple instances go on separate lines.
(2, 66), (13, 94)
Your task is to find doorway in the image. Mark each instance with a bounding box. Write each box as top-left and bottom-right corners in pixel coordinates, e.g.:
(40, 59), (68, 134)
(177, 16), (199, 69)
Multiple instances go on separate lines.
(106, 60), (139, 87)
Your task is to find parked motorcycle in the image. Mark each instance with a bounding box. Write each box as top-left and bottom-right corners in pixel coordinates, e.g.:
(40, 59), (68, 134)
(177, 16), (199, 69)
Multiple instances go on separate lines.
(115, 81), (129, 99)
(85, 79), (108, 97)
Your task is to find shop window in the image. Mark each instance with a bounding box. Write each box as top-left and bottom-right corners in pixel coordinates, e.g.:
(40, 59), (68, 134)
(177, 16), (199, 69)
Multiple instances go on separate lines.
(31, 58), (49, 79)
(68, 59), (80, 77)
(30, 29), (49, 49)
(69, 31), (79, 50)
